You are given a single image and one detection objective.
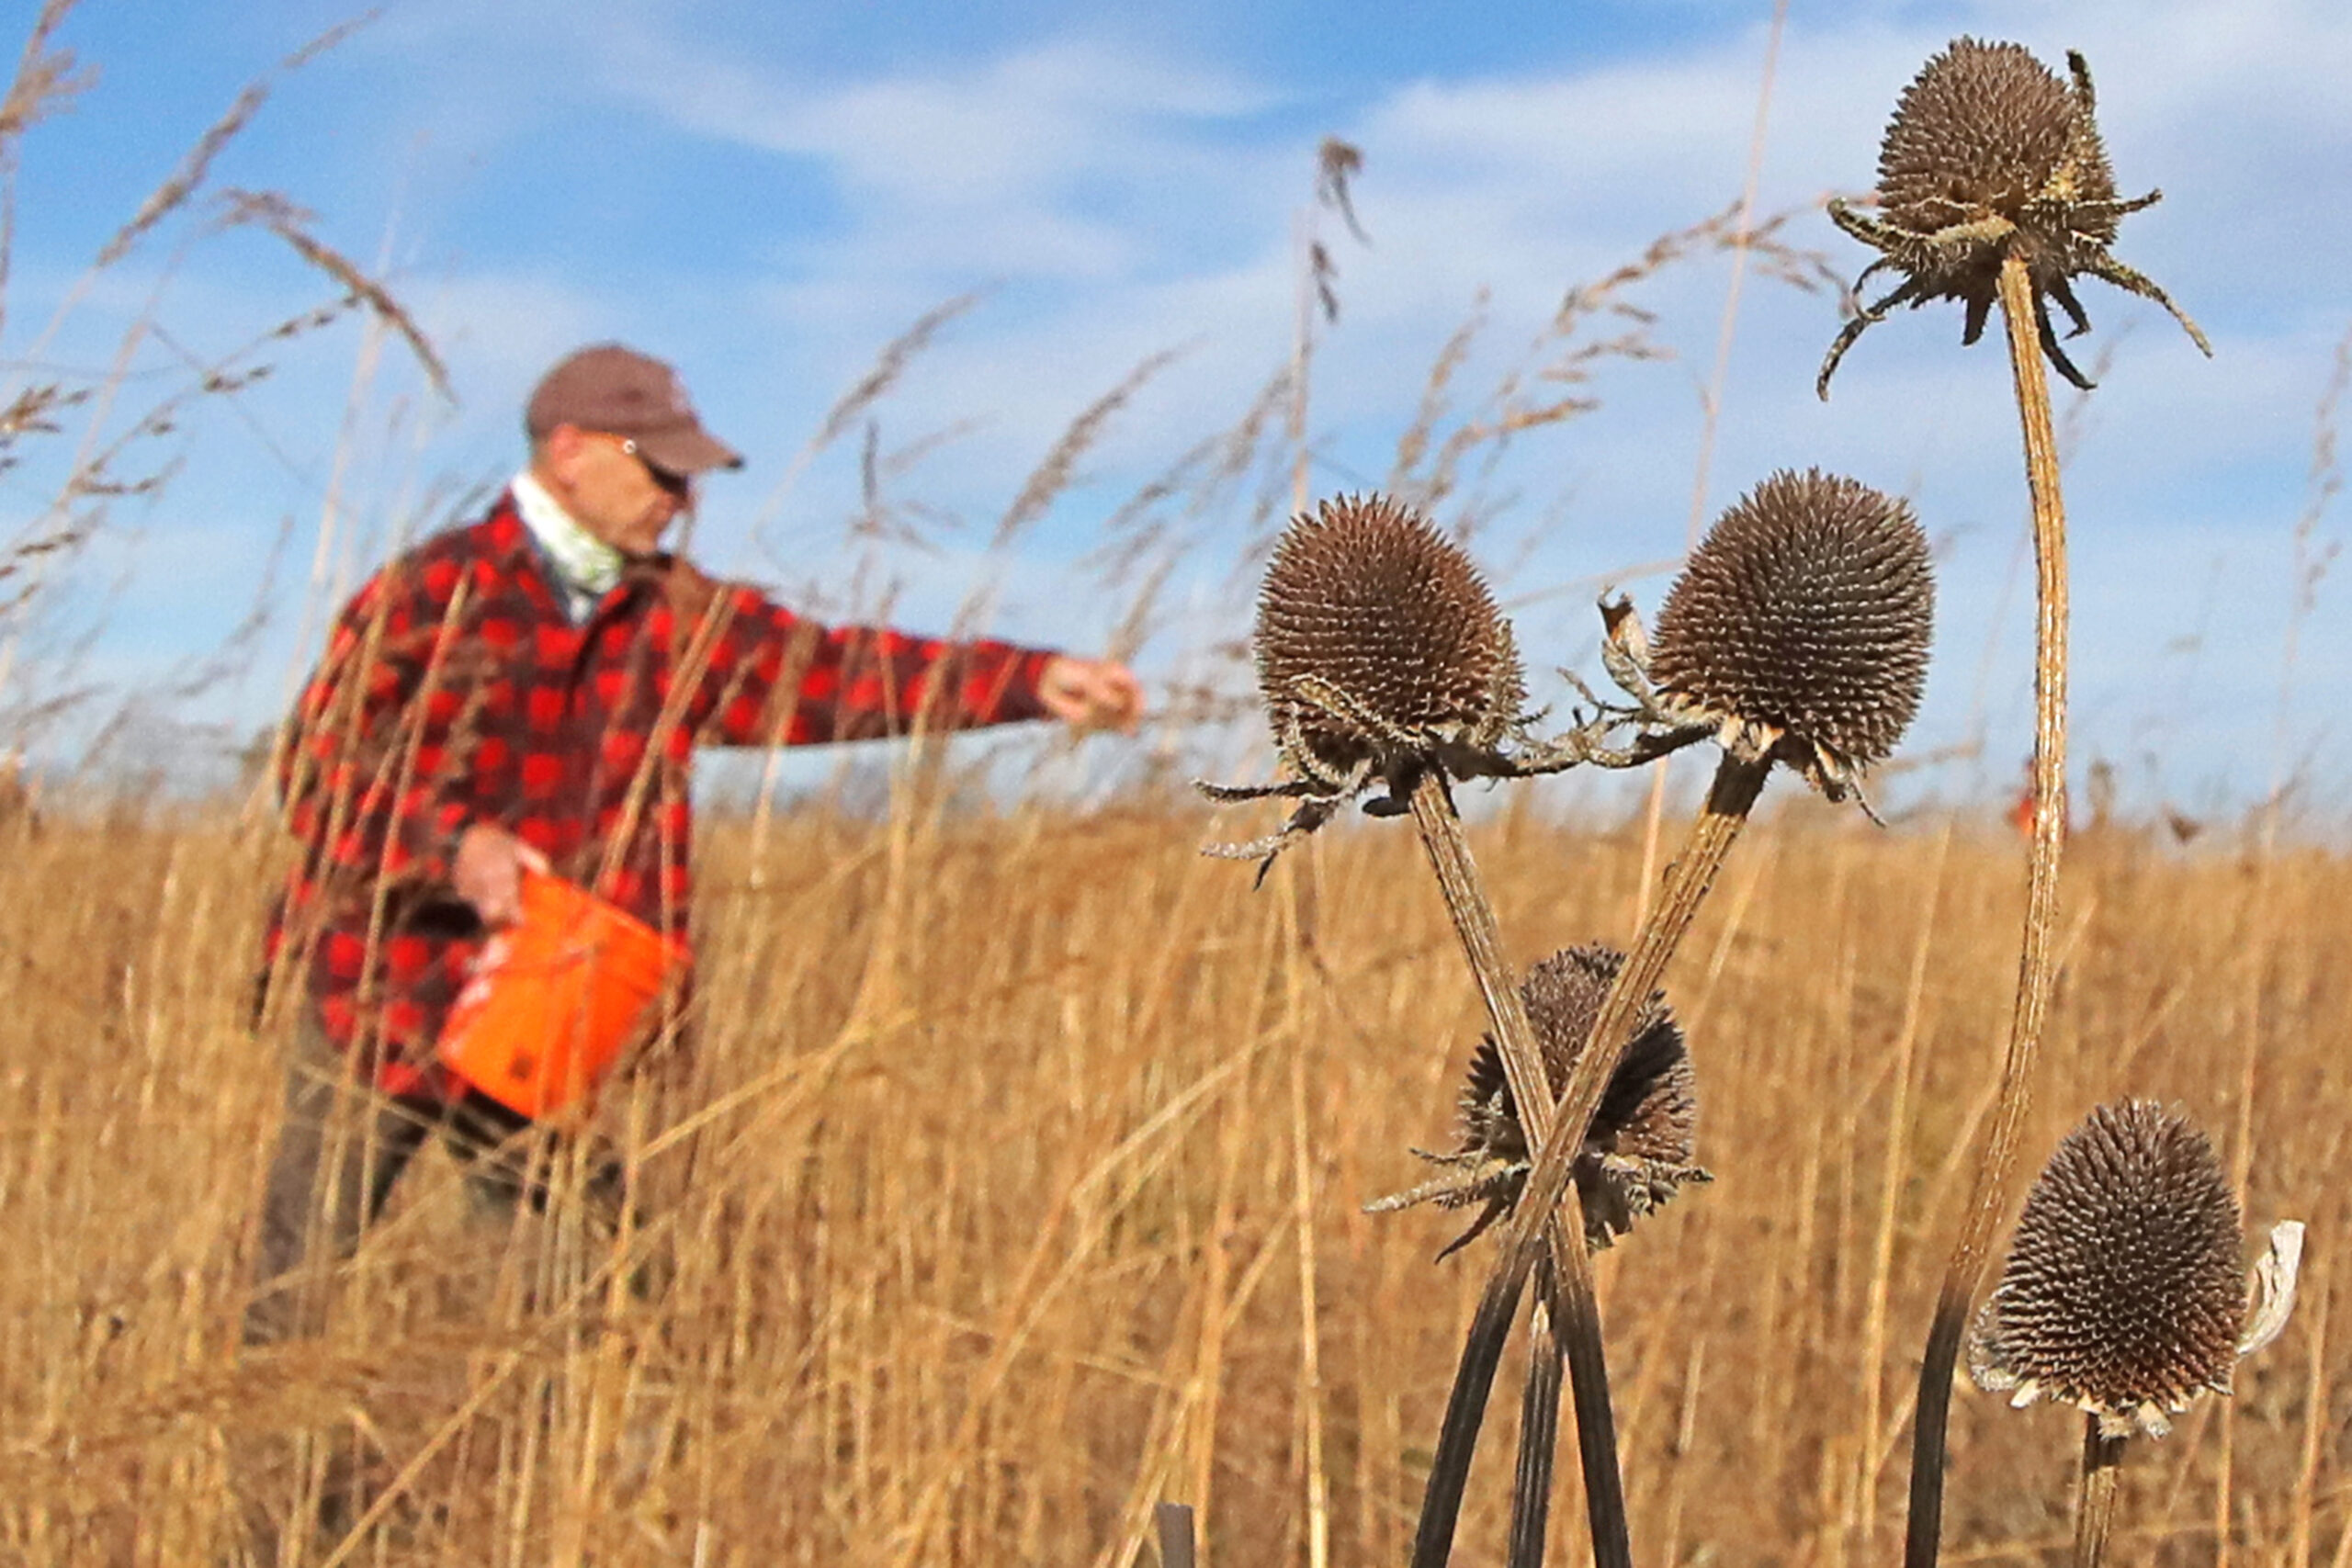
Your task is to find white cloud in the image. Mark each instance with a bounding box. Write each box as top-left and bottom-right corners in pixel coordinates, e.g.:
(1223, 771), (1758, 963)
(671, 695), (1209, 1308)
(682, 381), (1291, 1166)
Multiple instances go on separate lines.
(626, 35), (1273, 201)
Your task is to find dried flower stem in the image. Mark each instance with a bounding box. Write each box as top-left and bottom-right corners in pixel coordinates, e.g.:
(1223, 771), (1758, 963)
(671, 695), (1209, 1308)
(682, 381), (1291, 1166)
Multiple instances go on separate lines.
(1412, 753), (1770, 1568)
(2074, 1419), (2128, 1568)
(1405, 770), (1555, 1145)
(1155, 1502), (1198, 1568)
(1401, 766), (1627, 1568)
(1510, 1258), (1566, 1568)
(1404, 768), (1625, 1568)
(1904, 245), (2072, 1568)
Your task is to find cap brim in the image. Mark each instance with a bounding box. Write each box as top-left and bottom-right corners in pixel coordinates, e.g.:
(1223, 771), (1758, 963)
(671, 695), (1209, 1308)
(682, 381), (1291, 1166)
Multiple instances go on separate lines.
(637, 423), (745, 475)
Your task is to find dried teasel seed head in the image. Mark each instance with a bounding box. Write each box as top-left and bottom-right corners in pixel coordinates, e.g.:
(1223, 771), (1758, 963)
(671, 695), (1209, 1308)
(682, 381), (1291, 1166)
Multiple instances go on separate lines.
(1254, 494), (1525, 788)
(1371, 944), (1708, 1258)
(1878, 38), (2114, 242)
(1646, 469), (1933, 796)
(1969, 1100), (2247, 1438)
(1818, 38), (2211, 395)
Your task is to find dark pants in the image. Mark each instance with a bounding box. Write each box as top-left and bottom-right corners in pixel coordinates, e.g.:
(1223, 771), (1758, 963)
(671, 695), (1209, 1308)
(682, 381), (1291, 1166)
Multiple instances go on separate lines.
(243, 1015), (626, 1345)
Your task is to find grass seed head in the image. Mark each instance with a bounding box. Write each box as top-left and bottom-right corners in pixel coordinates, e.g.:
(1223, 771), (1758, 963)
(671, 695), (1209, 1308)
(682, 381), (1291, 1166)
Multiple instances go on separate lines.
(1372, 944), (1708, 1258)
(1647, 469), (1933, 797)
(1818, 38), (2211, 395)
(1254, 493), (1525, 790)
(1969, 1100), (2247, 1438)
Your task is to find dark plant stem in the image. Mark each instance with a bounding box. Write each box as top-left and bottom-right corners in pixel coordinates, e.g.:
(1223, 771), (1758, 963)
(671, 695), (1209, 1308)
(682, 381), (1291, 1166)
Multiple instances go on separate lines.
(1406, 767), (1610, 1568)
(1903, 245), (2072, 1568)
(2074, 1420), (2128, 1568)
(1155, 1502), (1198, 1568)
(1412, 752), (1770, 1568)
(1509, 1258), (1566, 1568)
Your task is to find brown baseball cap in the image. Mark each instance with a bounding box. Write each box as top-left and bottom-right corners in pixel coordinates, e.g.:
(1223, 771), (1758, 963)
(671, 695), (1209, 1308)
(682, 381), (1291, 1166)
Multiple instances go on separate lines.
(525, 343), (744, 475)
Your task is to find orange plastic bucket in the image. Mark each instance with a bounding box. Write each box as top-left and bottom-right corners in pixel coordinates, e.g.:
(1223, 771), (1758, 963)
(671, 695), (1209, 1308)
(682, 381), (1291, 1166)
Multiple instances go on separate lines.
(436, 870), (688, 1120)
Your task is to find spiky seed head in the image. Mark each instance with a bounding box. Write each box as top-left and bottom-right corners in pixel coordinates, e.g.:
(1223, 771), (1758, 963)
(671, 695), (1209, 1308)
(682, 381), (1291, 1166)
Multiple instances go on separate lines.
(1879, 38), (2119, 243)
(1646, 469), (1933, 795)
(1254, 494), (1524, 785)
(1374, 944), (1708, 1257)
(1970, 1100), (2247, 1438)
(1817, 38), (2210, 396)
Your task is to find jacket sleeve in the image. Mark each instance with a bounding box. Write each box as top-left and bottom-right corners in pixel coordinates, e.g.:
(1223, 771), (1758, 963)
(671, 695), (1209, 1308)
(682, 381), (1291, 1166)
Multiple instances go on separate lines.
(277, 554), (481, 892)
(685, 581), (1057, 748)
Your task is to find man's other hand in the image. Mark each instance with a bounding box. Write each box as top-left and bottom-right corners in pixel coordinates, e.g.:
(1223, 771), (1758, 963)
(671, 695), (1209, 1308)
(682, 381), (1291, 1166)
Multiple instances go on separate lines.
(1038, 656), (1145, 733)
(453, 824), (550, 926)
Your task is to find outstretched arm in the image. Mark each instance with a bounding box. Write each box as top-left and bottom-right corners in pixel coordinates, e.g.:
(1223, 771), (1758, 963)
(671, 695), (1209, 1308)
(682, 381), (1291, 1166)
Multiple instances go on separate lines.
(686, 579), (1142, 746)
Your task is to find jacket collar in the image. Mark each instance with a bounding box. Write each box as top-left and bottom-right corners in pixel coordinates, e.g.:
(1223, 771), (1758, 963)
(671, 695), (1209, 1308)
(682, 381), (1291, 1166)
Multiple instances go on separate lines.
(480, 492), (683, 627)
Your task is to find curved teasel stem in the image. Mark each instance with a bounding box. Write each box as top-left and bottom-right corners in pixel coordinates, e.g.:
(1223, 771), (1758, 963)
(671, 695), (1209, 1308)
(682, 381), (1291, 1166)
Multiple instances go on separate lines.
(1904, 245), (2073, 1568)
(1412, 752), (1770, 1568)
(2074, 1418), (2128, 1568)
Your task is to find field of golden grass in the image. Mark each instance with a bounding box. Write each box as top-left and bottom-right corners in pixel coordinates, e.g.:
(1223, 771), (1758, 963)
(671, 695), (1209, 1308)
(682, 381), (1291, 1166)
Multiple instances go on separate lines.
(0, 784), (2345, 1567)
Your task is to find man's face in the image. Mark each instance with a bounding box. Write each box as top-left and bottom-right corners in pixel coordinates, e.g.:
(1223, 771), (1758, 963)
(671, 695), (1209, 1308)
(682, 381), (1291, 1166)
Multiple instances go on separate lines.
(536, 425), (695, 556)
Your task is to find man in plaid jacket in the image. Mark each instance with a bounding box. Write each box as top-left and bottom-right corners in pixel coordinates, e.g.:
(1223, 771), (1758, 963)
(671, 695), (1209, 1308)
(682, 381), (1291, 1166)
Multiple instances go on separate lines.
(246, 344), (1141, 1341)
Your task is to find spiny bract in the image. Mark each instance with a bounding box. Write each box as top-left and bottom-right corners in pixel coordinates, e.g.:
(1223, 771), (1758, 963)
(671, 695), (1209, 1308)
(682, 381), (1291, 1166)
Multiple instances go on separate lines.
(1969, 1100), (2246, 1438)
(1254, 493), (1525, 788)
(1370, 945), (1708, 1258)
(1818, 37), (2210, 396)
(1646, 469), (1932, 796)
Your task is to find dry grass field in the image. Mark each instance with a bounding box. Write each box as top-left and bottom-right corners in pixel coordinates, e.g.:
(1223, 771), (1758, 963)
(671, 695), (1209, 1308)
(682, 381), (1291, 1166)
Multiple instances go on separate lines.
(0, 780), (2344, 1567)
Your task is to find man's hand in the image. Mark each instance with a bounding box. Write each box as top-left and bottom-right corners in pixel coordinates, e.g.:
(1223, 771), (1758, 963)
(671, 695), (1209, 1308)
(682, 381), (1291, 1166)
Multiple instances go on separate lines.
(452, 823), (550, 926)
(1038, 656), (1145, 733)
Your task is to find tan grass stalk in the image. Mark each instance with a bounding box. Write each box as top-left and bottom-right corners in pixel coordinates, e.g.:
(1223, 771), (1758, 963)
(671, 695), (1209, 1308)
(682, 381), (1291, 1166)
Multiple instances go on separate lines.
(1902, 244), (2070, 1568)
(1636, 0), (1791, 929)
(219, 188), (450, 403)
(743, 289), (986, 560)
(0, 2), (88, 157)
(98, 85), (269, 268)
(2288, 1257), (2335, 1568)
(1854, 824), (1952, 1548)
(996, 347), (1186, 551)
(1286, 877), (1333, 1568)
(2264, 321), (2351, 850)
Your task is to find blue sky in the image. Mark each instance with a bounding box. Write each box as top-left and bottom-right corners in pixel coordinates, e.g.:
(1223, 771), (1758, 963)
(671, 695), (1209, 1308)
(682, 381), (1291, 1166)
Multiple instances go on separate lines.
(5, 0), (2348, 819)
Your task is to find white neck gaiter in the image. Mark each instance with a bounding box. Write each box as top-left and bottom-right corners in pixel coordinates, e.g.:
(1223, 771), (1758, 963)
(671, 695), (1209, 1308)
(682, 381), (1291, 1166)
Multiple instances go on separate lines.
(511, 470), (625, 619)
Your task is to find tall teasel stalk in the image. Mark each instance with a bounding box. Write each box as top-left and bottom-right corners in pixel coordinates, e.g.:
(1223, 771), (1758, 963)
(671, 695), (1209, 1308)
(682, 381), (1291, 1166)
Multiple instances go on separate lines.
(1967, 1102), (2304, 1568)
(1207, 490), (1801, 1565)
(1818, 40), (2211, 1568)
(1369, 944), (1709, 1564)
(1202, 493), (1649, 1568)
(1403, 470), (1935, 1567)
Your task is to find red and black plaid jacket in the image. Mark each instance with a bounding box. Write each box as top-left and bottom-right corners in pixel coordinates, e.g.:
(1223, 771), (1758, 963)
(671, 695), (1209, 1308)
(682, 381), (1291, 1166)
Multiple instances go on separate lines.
(263, 494), (1056, 1100)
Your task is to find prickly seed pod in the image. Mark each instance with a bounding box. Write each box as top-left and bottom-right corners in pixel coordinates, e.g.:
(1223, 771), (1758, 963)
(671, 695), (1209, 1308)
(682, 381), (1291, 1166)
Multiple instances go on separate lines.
(1818, 38), (2211, 396)
(1877, 38), (2101, 239)
(1968, 1101), (2246, 1438)
(1370, 945), (1709, 1258)
(1646, 469), (1933, 798)
(1254, 493), (1525, 790)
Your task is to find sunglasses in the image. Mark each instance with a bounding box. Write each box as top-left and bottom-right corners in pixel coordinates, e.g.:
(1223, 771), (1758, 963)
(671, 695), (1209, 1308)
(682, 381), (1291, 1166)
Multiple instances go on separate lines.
(596, 433), (695, 500)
